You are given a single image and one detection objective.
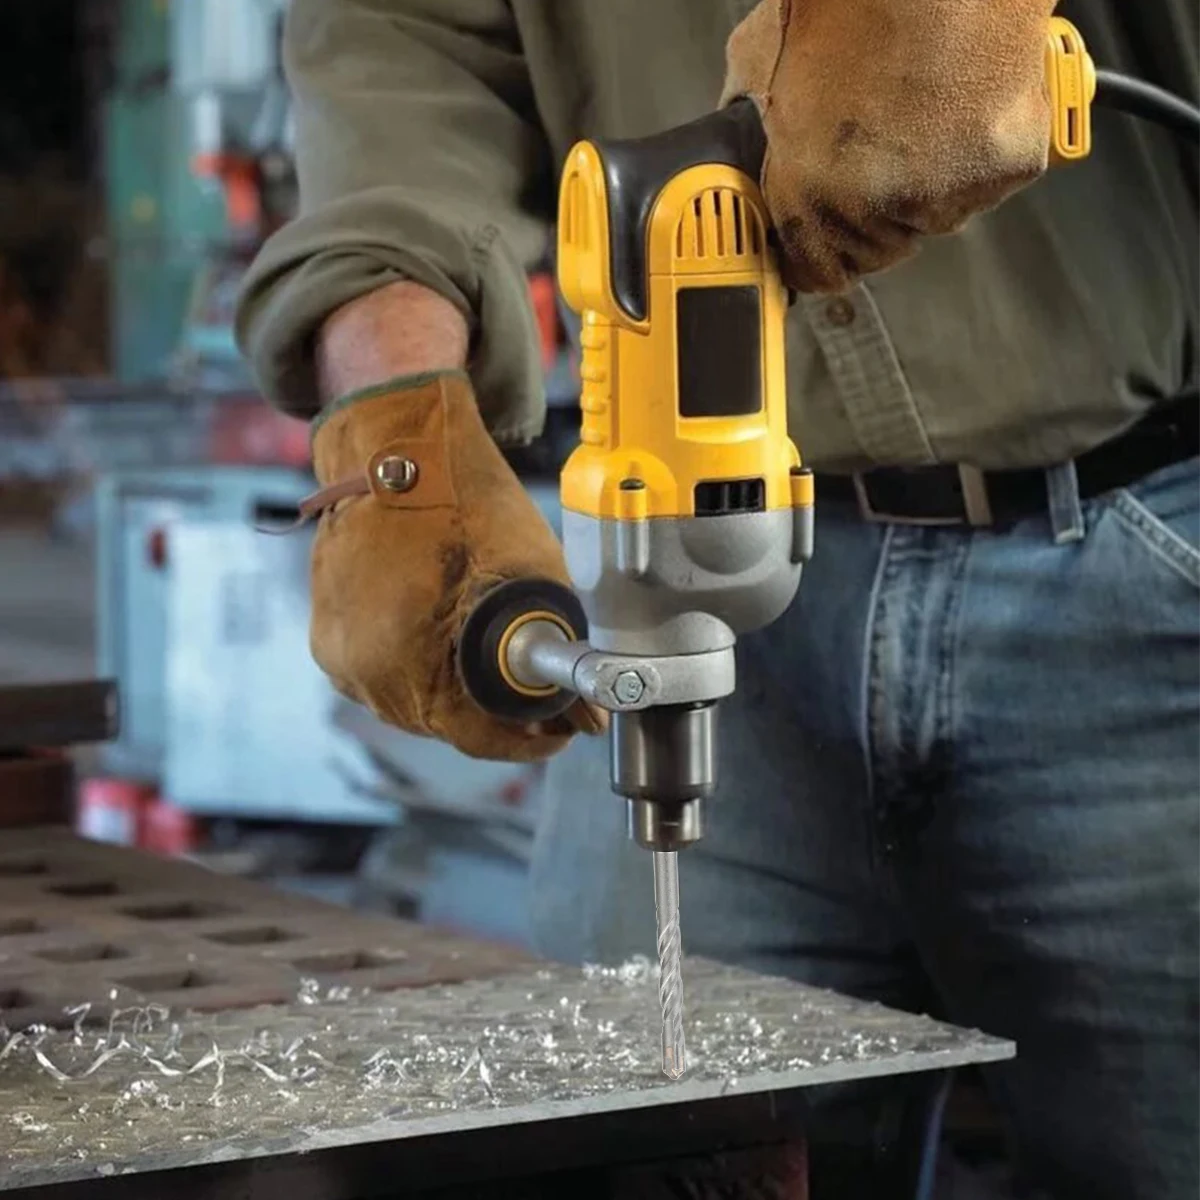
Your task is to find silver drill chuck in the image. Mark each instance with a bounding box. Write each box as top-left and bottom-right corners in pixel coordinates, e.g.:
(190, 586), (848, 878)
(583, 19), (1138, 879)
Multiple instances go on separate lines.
(611, 704), (716, 851)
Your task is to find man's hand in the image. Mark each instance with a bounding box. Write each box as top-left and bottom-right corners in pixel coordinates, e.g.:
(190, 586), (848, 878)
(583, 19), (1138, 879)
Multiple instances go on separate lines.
(723, 0), (1056, 293)
(309, 283), (603, 762)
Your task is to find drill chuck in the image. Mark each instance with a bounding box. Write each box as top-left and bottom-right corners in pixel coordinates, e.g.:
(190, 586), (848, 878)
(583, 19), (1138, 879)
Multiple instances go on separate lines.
(613, 704), (716, 851)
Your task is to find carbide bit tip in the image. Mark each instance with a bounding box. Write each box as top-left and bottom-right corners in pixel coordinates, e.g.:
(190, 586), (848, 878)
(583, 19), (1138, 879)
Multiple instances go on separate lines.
(653, 850), (686, 1079)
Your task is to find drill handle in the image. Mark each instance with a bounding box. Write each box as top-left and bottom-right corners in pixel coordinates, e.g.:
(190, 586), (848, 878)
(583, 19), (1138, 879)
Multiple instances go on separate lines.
(457, 578), (588, 724)
(560, 99), (766, 327)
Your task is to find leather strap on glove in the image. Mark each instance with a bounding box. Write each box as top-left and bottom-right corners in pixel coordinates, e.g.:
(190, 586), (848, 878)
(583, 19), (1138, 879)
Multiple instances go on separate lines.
(302, 370), (603, 762)
(723, 0), (1056, 292)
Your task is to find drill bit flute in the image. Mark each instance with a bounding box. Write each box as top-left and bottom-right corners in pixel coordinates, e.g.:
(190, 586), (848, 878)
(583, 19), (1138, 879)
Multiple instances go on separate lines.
(654, 850), (686, 1078)
(458, 100), (813, 1078)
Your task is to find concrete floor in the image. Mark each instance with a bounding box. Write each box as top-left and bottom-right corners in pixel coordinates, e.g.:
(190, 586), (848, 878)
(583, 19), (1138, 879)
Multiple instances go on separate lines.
(0, 521), (96, 683)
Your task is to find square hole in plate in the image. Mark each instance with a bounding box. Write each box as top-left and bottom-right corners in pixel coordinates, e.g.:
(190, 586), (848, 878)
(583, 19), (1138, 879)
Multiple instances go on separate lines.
(290, 950), (405, 974)
(116, 970), (220, 993)
(0, 858), (47, 876)
(0, 918), (41, 936)
(204, 926), (297, 947)
(121, 901), (228, 922)
(46, 880), (120, 898)
(38, 943), (130, 964)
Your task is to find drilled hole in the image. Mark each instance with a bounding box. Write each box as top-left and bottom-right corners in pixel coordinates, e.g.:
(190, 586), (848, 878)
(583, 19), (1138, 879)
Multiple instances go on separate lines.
(290, 950), (404, 974)
(0, 918), (41, 936)
(117, 971), (220, 993)
(204, 926), (297, 947)
(38, 943), (130, 964)
(0, 858), (47, 876)
(47, 880), (120, 898)
(122, 901), (228, 922)
(0, 988), (38, 1010)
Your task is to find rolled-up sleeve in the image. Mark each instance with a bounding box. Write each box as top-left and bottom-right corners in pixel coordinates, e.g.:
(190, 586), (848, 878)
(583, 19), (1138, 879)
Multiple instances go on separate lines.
(235, 0), (554, 443)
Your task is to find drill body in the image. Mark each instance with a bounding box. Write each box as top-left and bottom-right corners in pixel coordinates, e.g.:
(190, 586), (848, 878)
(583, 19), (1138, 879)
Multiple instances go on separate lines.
(552, 100), (813, 848)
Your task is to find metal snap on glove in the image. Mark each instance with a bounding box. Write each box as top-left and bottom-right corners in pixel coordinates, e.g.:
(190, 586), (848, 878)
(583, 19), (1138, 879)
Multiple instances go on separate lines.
(723, 0), (1056, 292)
(302, 370), (605, 762)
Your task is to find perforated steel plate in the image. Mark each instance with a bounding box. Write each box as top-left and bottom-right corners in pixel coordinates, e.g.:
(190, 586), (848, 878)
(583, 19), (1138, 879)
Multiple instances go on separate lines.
(0, 832), (1013, 1198)
(0, 829), (527, 1030)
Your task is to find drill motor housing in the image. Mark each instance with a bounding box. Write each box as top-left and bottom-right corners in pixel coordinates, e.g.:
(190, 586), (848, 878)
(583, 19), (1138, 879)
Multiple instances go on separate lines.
(556, 100), (813, 662)
(458, 101), (813, 852)
(551, 101), (813, 848)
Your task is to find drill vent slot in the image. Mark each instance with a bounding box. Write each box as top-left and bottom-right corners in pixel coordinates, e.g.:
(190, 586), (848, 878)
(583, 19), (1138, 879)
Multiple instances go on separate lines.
(694, 478), (766, 517)
(676, 189), (762, 263)
(562, 172), (588, 251)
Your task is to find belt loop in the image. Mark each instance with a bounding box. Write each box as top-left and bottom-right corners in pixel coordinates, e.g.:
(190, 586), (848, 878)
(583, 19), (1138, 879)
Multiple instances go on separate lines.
(957, 465), (993, 527)
(1046, 461), (1085, 544)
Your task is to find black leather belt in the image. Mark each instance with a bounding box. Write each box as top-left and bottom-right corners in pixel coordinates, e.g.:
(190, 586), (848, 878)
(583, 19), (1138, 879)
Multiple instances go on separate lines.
(817, 392), (1198, 528)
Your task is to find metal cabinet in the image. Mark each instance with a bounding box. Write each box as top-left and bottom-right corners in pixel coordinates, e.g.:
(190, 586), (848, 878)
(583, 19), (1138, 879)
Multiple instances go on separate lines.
(94, 464), (312, 780)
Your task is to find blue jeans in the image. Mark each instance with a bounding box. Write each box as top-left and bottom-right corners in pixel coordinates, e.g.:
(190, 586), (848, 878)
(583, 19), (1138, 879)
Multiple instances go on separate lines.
(529, 458), (1200, 1200)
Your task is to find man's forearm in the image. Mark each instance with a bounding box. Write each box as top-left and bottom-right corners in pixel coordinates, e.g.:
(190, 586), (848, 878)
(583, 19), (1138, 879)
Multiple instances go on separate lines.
(316, 281), (470, 405)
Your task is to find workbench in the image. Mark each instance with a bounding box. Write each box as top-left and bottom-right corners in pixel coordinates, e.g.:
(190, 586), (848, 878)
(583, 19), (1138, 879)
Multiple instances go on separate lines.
(0, 831), (1013, 1198)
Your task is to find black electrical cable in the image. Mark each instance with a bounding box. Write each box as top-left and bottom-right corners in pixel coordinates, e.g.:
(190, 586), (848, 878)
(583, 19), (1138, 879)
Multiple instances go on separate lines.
(1094, 69), (1200, 143)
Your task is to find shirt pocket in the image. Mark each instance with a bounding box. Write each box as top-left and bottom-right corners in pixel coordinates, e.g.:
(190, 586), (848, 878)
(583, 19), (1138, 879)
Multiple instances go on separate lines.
(1109, 458), (1200, 591)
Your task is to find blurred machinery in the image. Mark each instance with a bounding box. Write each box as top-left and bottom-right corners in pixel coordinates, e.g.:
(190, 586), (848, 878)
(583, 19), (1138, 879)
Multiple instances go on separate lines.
(107, 0), (292, 387)
(0, 0), (583, 948)
(94, 463), (312, 783)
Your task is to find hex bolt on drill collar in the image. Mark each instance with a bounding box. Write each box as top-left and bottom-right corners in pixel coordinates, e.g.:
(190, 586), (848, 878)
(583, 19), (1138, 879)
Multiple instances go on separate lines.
(613, 671), (646, 705)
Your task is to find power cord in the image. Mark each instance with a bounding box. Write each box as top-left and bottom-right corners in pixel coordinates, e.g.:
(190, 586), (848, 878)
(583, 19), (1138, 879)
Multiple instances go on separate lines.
(1094, 69), (1200, 143)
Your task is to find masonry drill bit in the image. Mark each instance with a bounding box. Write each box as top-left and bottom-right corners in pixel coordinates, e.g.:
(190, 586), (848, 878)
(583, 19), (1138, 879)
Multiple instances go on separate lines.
(652, 849), (686, 1079)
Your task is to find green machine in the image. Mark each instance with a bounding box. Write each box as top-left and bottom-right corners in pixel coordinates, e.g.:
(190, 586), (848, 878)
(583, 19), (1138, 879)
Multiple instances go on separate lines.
(105, 0), (292, 387)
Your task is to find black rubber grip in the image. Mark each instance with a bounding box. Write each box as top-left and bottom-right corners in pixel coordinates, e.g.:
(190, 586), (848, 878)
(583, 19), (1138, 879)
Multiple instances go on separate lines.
(457, 578), (587, 724)
(593, 99), (766, 323)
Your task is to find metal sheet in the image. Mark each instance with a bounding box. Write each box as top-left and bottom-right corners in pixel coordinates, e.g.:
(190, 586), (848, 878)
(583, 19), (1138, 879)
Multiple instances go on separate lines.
(0, 833), (1013, 1197)
(0, 829), (529, 1032)
(1, 957), (1012, 1197)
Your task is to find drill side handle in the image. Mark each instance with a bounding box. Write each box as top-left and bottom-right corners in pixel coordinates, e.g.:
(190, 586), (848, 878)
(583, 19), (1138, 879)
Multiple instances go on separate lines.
(458, 579), (742, 722)
(456, 578), (587, 725)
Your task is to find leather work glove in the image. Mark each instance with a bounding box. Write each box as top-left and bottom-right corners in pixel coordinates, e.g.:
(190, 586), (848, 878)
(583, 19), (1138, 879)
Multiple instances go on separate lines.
(303, 370), (604, 762)
(723, 0), (1056, 292)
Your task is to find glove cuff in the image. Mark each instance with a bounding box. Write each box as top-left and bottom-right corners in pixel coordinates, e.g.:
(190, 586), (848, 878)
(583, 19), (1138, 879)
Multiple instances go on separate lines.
(310, 368), (471, 442)
(304, 369), (478, 518)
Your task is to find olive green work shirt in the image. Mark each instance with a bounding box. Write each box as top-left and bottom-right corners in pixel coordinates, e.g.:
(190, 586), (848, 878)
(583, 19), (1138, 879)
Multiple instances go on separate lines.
(236, 0), (1198, 472)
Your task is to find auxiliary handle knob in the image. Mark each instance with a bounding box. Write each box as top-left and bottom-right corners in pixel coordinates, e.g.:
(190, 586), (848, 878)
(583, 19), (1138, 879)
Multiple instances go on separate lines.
(457, 578), (588, 724)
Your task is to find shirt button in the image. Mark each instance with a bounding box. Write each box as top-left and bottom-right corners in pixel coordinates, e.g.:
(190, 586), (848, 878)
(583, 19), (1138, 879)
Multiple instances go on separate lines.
(825, 297), (856, 327)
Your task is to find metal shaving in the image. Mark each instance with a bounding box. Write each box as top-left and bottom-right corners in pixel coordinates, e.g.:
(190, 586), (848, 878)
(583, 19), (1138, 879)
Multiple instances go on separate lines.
(0, 957), (1009, 1188)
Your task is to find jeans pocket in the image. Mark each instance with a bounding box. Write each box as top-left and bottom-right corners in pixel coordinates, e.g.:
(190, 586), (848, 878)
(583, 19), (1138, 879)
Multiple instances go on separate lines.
(1110, 458), (1200, 590)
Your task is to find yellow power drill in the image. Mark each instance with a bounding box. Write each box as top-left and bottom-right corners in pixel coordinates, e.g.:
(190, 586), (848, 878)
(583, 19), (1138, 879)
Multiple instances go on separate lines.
(460, 19), (1105, 1078)
(460, 94), (807, 1079)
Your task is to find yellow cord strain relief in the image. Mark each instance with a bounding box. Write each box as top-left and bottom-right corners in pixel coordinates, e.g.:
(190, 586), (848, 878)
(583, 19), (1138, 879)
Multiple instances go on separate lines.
(1046, 16), (1096, 164)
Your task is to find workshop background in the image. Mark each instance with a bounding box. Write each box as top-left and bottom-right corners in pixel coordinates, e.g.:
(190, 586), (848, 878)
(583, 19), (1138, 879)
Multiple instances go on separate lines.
(6, 5), (1167, 1197)
(0, 0), (582, 947)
